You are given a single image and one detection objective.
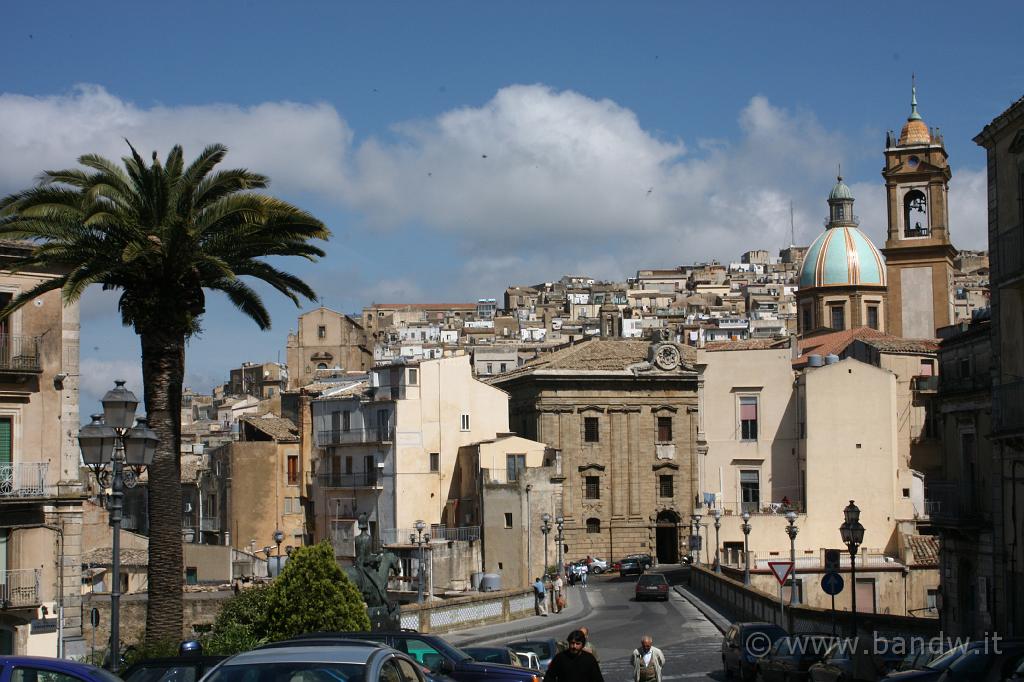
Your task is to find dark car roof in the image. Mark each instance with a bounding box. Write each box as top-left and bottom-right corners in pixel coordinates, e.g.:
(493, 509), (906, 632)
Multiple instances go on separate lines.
(0, 657), (118, 682)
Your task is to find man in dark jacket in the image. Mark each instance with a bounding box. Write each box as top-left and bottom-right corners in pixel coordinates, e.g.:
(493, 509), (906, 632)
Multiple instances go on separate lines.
(544, 630), (603, 682)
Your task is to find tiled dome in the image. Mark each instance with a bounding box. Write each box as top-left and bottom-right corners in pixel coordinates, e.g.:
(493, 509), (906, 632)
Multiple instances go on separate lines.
(799, 226), (887, 288)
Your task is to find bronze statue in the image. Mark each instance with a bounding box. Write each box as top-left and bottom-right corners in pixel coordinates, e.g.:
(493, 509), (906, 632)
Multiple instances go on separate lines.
(344, 514), (402, 630)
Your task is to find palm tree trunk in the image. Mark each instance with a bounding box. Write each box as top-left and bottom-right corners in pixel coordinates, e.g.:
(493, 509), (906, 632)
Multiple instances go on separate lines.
(140, 330), (185, 646)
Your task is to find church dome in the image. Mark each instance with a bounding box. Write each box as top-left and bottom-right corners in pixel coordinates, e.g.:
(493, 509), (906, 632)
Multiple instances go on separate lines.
(799, 225), (887, 289)
(829, 176), (853, 201)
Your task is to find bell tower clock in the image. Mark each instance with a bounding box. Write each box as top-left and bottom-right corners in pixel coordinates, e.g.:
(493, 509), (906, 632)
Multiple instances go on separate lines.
(881, 81), (957, 338)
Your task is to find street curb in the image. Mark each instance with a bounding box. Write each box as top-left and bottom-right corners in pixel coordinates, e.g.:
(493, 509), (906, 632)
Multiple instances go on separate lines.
(673, 583), (731, 634)
(448, 586), (594, 646)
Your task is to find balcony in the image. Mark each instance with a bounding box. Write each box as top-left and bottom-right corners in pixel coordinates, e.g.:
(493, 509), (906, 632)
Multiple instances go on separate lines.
(927, 480), (988, 528)
(317, 472), (382, 489)
(993, 381), (1024, 436)
(912, 375), (939, 393)
(316, 426), (394, 447)
(380, 525), (479, 545)
(0, 462), (49, 498)
(994, 222), (1024, 284)
(0, 568), (41, 608)
(0, 334), (41, 374)
(200, 516), (220, 531)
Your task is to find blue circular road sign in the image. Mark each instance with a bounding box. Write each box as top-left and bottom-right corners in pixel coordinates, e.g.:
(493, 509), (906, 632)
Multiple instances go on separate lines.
(821, 571), (844, 596)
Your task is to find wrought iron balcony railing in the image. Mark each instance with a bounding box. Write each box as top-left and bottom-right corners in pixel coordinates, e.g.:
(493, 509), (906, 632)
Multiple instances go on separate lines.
(316, 426), (394, 447)
(0, 462), (49, 498)
(317, 472), (381, 489)
(927, 480), (989, 527)
(380, 525), (480, 545)
(0, 568), (41, 608)
(0, 334), (41, 373)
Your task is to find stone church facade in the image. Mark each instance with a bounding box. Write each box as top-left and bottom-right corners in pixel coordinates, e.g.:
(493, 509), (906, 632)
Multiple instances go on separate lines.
(491, 335), (699, 564)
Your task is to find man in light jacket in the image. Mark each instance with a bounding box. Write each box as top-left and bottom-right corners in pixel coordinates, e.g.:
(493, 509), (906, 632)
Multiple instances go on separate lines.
(630, 635), (665, 682)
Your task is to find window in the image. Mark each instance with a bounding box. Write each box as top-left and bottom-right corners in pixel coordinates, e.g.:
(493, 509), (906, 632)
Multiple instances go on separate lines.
(486, 362), (493, 374)
(0, 417), (12, 470)
(584, 417), (600, 443)
(740, 470), (760, 513)
(429, 452), (439, 472)
(500, 363), (507, 373)
(13, 668), (85, 682)
(659, 475), (674, 498)
(316, 362), (328, 370)
(504, 513), (513, 529)
(585, 476), (600, 499)
(345, 456), (353, 474)
(802, 307), (812, 332)
(657, 416), (673, 442)
(506, 454), (526, 482)
(903, 189), (929, 237)
(959, 357), (970, 378)
(377, 410), (391, 439)
(586, 517), (601, 534)
(739, 396), (758, 440)
(919, 359), (934, 376)
(287, 455), (299, 485)
(461, 414), (470, 431)
(830, 304), (845, 330)
(855, 578), (877, 613)
(926, 588), (939, 612)
(317, 325), (327, 339)
(408, 368), (418, 385)
(867, 305), (879, 330)
(185, 567), (198, 585)
(342, 411), (351, 432)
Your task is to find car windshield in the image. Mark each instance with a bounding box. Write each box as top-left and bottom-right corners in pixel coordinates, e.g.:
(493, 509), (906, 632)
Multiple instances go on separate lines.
(124, 665), (202, 682)
(204, 662), (366, 682)
(637, 575), (666, 585)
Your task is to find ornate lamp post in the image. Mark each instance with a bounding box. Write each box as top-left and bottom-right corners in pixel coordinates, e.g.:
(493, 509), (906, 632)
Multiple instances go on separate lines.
(412, 520), (430, 604)
(78, 381), (158, 674)
(785, 511), (799, 605)
(839, 500), (865, 634)
(712, 509), (722, 574)
(692, 512), (703, 566)
(273, 529), (285, 575)
(741, 511), (752, 586)
(541, 513), (552, 576)
(555, 516), (565, 579)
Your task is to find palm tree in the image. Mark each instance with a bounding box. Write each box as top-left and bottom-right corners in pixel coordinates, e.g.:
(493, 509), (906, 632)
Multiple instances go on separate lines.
(0, 143), (330, 644)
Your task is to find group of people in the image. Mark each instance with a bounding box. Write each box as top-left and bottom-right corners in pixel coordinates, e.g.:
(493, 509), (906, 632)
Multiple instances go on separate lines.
(543, 628), (665, 682)
(532, 573), (566, 615)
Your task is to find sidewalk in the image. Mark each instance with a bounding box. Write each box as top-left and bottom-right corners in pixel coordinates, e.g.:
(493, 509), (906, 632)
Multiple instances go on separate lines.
(447, 584), (594, 646)
(672, 581), (733, 634)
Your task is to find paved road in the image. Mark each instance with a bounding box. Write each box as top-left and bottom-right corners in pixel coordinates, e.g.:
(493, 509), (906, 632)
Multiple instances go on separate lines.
(451, 570), (727, 681)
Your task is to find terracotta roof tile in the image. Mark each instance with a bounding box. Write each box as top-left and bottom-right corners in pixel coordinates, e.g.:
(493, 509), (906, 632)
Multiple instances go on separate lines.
(82, 547), (149, 567)
(704, 338), (790, 352)
(907, 534), (940, 566)
(859, 337), (940, 354)
(239, 413), (299, 442)
(491, 338), (695, 382)
(795, 327), (889, 365)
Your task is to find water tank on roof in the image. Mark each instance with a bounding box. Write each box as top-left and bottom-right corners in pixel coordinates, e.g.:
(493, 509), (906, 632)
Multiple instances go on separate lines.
(807, 354), (825, 367)
(825, 354), (840, 365)
(479, 573), (502, 592)
(470, 572), (483, 590)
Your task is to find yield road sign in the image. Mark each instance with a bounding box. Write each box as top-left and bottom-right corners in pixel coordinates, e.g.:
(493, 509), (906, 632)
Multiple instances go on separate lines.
(768, 561), (794, 586)
(821, 571), (845, 596)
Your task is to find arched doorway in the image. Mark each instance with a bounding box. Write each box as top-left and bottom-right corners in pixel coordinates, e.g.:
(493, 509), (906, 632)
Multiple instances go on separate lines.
(655, 510), (680, 564)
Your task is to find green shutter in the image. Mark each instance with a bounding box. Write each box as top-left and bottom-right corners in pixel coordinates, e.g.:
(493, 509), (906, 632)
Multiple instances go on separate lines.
(0, 418), (10, 465)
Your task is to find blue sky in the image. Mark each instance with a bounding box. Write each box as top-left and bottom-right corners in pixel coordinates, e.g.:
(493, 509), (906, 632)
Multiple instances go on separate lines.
(2, 2), (1022, 412)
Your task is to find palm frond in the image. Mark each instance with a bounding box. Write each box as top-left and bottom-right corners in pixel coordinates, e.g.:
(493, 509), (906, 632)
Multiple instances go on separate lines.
(207, 277), (271, 329)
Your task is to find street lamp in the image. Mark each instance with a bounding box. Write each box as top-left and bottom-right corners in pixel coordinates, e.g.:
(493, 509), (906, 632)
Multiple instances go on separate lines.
(692, 512), (703, 566)
(78, 381), (158, 674)
(273, 529), (284, 575)
(540, 513), (552, 577)
(839, 500), (865, 634)
(712, 509), (722, 574)
(555, 516), (565, 579)
(413, 520), (430, 604)
(785, 510), (799, 605)
(741, 511), (752, 586)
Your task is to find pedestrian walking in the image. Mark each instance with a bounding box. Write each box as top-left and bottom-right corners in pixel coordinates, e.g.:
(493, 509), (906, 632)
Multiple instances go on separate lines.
(533, 576), (548, 616)
(630, 635), (665, 682)
(580, 562), (588, 587)
(544, 629), (603, 682)
(579, 626), (598, 662)
(554, 573), (565, 612)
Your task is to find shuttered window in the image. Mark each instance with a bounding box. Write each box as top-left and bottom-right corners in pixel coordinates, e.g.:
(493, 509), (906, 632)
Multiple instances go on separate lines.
(0, 417), (11, 465)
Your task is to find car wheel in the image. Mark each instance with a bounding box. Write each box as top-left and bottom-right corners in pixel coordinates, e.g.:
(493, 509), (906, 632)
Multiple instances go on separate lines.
(592, 567), (603, 574)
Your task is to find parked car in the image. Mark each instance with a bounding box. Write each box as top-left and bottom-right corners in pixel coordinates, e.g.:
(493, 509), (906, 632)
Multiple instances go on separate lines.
(0, 656), (121, 682)
(206, 640), (427, 682)
(755, 634), (837, 682)
(461, 647), (523, 668)
(121, 655), (226, 682)
(618, 556), (645, 577)
(626, 553), (654, 569)
(808, 638), (906, 681)
(922, 638), (1024, 680)
(512, 652), (540, 671)
(721, 622), (788, 681)
(882, 642), (990, 680)
(505, 639), (561, 671)
(586, 557), (609, 574)
(635, 573), (670, 601)
(279, 632), (542, 682)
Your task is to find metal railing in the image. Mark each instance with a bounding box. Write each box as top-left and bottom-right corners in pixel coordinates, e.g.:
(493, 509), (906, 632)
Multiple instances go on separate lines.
(0, 568), (41, 607)
(927, 480), (988, 525)
(0, 462), (49, 497)
(0, 334), (41, 372)
(994, 381), (1024, 434)
(381, 525), (480, 545)
(317, 472), (381, 488)
(708, 501), (806, 516)
(718, 548), (891, 569)
(316, 426), (394, 446)
(200, 516), (220, 531)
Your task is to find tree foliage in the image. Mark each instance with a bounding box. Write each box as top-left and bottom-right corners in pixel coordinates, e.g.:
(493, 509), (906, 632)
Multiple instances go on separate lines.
(206, 542), (370, 654)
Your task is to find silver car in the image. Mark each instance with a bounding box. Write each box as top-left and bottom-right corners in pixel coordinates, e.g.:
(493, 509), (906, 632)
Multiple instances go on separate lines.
(202, 642), (427, 682)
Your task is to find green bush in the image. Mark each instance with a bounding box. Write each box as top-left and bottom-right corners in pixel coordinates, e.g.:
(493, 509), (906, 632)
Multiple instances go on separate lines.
(204, 541), (370, 654)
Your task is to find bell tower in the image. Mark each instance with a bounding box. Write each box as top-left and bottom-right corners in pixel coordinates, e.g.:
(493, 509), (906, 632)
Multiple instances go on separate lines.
(881, 81), (957, 338)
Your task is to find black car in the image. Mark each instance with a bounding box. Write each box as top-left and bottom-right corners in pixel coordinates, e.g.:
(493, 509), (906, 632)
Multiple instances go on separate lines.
(635, 573), (670, 601)
(121, 656), (227, 682)
(755, 634), (837, 682)
(721, 622), (788, 681)
(281, 632), (541, 682)
(619, 556), (644, 577)
(627, 553), (654, 569)
(808, 638), (908, 681)
(462, 647), (523, 667)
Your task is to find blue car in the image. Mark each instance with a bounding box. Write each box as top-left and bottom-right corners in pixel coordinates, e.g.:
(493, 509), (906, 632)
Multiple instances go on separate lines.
(0, 656), (121, 682)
